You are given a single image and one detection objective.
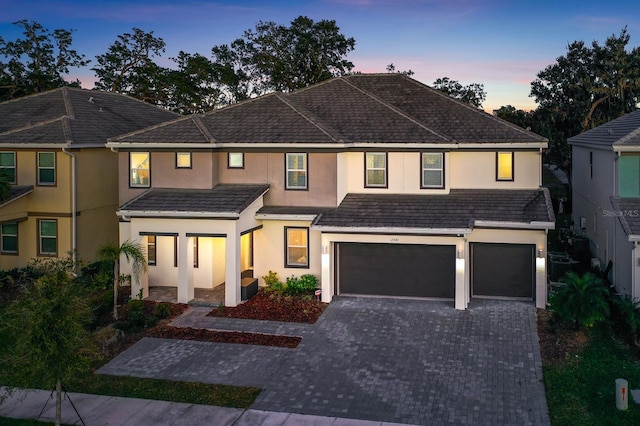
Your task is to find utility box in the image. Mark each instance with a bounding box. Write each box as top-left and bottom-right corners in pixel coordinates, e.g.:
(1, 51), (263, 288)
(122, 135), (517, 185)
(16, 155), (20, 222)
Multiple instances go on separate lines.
(616, 378), (628, 410)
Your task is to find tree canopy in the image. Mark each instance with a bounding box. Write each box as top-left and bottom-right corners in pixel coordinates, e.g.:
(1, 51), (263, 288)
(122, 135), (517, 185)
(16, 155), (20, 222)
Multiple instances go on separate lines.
(432, 77), (486, 108)
(0, 20), (89, 101)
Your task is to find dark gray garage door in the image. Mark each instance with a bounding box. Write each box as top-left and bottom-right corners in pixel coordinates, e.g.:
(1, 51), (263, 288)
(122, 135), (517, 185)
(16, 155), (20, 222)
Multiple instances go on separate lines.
(472, 243), (534, 299)
(337, 243), (455, 298)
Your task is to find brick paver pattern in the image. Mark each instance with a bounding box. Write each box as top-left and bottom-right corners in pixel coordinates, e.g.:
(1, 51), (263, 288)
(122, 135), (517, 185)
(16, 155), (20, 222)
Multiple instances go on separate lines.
(97, 297), (550, 425)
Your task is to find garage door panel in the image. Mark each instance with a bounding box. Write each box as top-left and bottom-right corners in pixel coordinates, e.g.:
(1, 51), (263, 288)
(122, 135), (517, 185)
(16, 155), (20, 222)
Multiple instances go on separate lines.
(472, 243), (534, 299)
(338, 243), (455, 298)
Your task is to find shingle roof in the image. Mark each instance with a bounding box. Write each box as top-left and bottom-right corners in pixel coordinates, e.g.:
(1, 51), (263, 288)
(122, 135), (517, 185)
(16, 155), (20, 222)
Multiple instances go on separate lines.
(111, 74), (547, 146)
(257, 205), (336, 216)
(0, 185), (33, 208)
(312, 189), (554, 230)
(119, 184), (269, 215)
(568, 109), (640, 149)
(610, 197), (640, 237)
(0, 87), (177, 147)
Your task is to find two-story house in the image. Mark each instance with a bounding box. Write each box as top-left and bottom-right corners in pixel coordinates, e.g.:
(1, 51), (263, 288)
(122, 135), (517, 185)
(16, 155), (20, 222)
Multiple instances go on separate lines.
(108, 74), (554, 310)
(0, 87), (177, 269)
(569, 110), (640, 299)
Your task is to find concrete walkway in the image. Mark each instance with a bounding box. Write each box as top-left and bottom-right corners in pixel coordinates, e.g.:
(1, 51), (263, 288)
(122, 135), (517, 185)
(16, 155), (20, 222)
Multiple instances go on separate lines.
(0, 387), (400, 425)
(95, 297), (550, 425)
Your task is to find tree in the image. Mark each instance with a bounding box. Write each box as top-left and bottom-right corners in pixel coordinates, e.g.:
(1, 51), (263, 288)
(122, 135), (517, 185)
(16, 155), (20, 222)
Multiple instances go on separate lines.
(549, 272), (610, 328)
(0, 169), (12, 202)
(211, 16), (355, 97)
(0, 20), (89, 101)
(386, 63), (414, 76)
(432, 77), (486, 108)
(530, 27), (640, 170)
(93, 27), (167, 101)
(0, 270), (94, 426)
(97, 240), (147, 320)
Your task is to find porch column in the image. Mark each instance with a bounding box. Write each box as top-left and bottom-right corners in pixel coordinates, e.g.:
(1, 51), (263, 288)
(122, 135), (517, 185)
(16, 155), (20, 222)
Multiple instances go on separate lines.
(177, 234), (194, 303)
(536, 248), (547, 309)
(455, 243), (466, 310)
(225, 232), (241, 307)
(129, 233), (148, 299)
(320, 234), (332, 303)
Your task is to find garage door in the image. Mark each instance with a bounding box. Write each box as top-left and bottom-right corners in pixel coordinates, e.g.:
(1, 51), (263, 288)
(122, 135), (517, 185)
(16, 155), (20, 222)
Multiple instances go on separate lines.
(337, 243), (455, 298)
(472, 243), (534, 299)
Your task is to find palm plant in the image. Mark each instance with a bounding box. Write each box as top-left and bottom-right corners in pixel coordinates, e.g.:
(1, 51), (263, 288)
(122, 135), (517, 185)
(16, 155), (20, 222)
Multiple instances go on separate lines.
(550, 271), (610, 328)
(0, 169), (13, 202)
(97, 240), (147, 320)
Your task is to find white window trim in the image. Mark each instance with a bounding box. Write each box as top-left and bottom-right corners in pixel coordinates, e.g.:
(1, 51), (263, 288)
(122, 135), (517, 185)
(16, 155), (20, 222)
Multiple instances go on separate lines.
(285, 153), (308, 190)
(365, 152), (387, 188)
(37, 152), (56, 185)
(421, 152), (444, 188)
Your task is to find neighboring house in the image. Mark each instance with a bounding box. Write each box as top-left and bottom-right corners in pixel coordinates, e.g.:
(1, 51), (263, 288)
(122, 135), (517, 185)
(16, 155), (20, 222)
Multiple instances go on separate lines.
(0, 87), (177, 270)
(569, 110), (640, 299)
(108, 74), (554, 309)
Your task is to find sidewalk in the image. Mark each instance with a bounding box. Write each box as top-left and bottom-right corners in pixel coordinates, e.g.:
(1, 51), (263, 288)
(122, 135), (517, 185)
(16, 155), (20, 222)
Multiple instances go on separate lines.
(0, 388), (405, 425)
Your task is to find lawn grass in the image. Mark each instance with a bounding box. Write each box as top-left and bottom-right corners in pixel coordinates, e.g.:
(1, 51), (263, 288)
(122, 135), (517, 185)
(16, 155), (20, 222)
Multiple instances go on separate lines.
(543, 325), (640, 425)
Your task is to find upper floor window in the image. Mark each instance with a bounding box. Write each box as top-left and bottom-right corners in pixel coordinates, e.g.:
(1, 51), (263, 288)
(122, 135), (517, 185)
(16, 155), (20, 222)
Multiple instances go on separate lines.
(37, 152), (55, 185)
(422, 153), (444, 188)
(286, 153), (307, 189)
(0, 152), (16, 184)
(38, 219), (57, 256)
(365, 152), (387, 187)
(619, 153), (640, 197)
(285, 227), (309, 268)
(176, 152), (191, 168)
(1, 222), (18, 254)
(496, 152), (514, 181)
(228, 152), (244, 169)
(130, 152), (150, 187)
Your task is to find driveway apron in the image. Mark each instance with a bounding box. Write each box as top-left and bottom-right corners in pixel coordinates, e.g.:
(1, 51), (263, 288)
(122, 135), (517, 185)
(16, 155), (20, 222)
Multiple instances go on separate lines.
(97, 297), (549, 425)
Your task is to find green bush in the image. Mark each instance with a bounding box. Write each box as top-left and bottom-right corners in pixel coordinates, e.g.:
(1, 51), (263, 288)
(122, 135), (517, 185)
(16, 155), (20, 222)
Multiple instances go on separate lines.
(87, 289), (114, 330)
(154, 302), (171, 320)
(263, 270), (285, 294)
(611, 295), (640, 345)
(549, 272), (609, 328)
(76, 260), (113, 291)
(285, 274), (318, 296)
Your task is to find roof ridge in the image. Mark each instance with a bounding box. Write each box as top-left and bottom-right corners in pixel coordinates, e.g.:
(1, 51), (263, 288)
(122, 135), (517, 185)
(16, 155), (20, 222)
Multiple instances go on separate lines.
(61, 116), (73, 146)
(340, 77), (452, 142)
(107, 115), (194, 143)
(61, 87), (75, 119)
(401, 76), (548, 142)
(614, 124), (640, 145)
(192, 115), (217, 143)
(275, 93), (344, 142)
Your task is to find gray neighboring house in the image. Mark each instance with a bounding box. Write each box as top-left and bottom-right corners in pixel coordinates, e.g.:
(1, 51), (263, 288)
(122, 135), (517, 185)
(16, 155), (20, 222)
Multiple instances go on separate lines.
(569, 110), (640, 299)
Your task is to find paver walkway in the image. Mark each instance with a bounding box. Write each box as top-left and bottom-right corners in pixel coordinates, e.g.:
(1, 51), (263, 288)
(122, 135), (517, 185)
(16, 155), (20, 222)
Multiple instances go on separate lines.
(97, 297), (550, 425)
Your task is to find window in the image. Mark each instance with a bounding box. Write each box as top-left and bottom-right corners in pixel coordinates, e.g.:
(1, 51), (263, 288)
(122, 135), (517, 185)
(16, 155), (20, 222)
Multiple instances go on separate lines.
(37, 152), (55, 185)
(286, 153), (307, 189)
(1, 222), (18, 254)
(173, 236), (178, 268)
(422, 153), (444, 188)
(0, 152), (16, 184)
(130, 152), (150, 187)
(147, 235), (156, 266)
(38, 219), (57, 256)
(228, 152), (244, 169)
(589, 151), (593, 179)
(619, 154), (640, 197)
(365, 152), (387, 187)
(176, 152), (191, 168)
(496, 152), (514, 181)
(285, 227), (309, 268)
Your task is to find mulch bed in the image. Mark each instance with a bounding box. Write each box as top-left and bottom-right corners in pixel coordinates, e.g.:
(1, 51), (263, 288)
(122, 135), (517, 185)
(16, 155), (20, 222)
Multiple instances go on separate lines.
(536, 308), (589, 366)
(206, 289), (328, 323)
(147, 324), (301, 348)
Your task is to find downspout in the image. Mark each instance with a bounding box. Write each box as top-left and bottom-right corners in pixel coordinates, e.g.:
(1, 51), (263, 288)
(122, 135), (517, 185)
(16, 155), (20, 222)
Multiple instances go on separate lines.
(62, 147), (77, 274)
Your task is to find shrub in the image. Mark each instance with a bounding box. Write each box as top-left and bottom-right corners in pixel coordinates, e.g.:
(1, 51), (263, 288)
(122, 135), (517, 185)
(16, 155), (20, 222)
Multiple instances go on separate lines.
(263, 270), (285, 294)
(611, 295), (640, 346)
(549, 272), (609, 328)
(77, 260), (113, 291)
(154, 302), (172, 320)
(285, 274), (318, 296)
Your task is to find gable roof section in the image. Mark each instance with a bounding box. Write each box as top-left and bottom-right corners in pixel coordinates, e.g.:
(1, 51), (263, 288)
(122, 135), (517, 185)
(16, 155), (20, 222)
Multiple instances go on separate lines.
(109, 74), (547, 148)
(0, 185), (34, 209)
(0, 87), (177, 148)
(118, 184), (269, 218)
(610, 197), (640, 240)
(312, 189), (554, 233)
(568, 109), (640, 151)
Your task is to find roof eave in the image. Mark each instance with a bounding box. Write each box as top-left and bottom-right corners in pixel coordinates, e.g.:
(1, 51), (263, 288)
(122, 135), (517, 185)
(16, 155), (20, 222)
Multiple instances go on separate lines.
(613, 145), (640, 153)
(256, 213), (318, 221)
(309, 225), (473, 235)
(116, 210), (240, 219)
(473, 220), (555, 230)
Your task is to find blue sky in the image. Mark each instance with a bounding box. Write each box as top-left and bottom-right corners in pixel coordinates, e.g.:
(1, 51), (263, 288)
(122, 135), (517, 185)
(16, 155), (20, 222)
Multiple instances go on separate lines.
(2, 0), (640, 112)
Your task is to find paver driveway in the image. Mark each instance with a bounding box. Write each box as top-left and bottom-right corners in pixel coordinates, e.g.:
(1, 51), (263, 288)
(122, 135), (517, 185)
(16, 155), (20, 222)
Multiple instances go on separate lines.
(98, 297), (550, 425)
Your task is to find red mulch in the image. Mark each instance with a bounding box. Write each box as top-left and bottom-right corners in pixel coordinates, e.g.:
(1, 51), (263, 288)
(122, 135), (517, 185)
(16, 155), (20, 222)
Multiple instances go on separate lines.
(206, 289), (328, 323)
(147, 324), (301, 348)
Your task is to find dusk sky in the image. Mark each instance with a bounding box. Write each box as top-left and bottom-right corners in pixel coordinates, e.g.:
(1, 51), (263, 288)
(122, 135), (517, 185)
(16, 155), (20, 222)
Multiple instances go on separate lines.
(2, 0), (640, 112)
